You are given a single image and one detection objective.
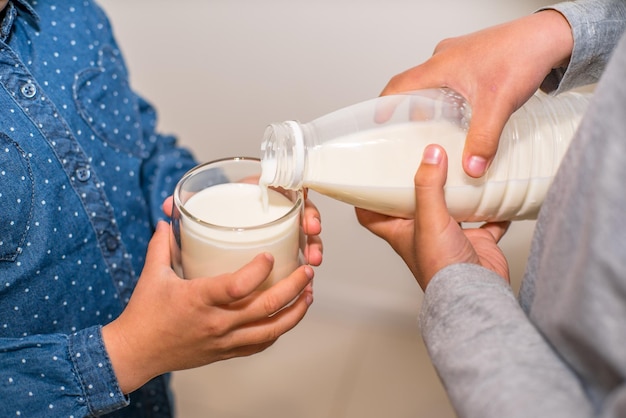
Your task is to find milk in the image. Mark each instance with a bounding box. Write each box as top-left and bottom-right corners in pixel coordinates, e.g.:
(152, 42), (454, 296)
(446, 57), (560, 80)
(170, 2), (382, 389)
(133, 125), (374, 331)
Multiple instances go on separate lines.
(178, 183), (302, 287)
(295, 120), (564, 222)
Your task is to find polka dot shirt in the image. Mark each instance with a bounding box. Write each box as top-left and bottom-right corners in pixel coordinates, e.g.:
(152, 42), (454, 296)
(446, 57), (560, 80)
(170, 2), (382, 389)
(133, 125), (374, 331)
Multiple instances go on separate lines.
(0, 1), (196, 416)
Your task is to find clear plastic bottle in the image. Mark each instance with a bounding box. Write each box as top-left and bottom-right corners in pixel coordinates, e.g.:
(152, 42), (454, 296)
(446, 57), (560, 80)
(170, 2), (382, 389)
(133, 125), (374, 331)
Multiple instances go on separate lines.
(260, 88), (591, 222)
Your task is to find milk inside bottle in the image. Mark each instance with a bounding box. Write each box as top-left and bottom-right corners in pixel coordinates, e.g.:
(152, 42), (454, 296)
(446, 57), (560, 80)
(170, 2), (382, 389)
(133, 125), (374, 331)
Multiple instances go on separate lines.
(260, 88), (590, 222)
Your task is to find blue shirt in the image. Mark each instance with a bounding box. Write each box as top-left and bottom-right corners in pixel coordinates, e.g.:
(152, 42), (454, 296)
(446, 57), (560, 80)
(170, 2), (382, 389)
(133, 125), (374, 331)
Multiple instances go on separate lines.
(0, 0), (197, 416)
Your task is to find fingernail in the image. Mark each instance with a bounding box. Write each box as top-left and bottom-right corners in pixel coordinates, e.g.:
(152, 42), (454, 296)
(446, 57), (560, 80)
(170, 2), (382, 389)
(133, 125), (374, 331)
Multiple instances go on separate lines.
(467, 155), (487, 177)
(304, 283), (314, 305)
(422, 145), (443, 165)
(304, 265), (314, 279)
(263, 253), (275, 263)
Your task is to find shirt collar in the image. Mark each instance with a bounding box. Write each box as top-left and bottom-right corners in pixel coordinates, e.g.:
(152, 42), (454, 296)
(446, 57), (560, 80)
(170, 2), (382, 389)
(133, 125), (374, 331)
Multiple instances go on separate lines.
(11, 0), (38, 20)
(0, 0), (39, 42)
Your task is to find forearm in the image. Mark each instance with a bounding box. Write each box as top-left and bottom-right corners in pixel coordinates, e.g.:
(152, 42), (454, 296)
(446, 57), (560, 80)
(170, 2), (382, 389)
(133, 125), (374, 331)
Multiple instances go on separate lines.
(420, 264), (593, 418)
(101, 317), (164, 395)
(540, 0), (626, 93)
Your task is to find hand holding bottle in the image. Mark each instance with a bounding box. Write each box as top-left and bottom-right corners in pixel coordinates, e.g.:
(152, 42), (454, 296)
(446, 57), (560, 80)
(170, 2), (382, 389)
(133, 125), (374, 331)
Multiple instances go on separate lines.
(380, 10), (574, 177)
(356, 145), (510, 290)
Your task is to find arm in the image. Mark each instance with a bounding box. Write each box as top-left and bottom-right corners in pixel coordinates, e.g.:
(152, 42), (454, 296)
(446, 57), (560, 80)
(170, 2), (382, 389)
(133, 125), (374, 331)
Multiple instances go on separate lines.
(540, 0), (626, 94)
(0, 330), (128, 417)
(357, 145), (593, 417)
(0, 325), (136, 418)
(421, 266), (592, 417)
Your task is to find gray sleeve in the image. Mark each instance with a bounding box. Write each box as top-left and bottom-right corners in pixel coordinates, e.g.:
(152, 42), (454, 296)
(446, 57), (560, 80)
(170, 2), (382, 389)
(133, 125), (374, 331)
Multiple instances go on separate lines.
(419, 264), (593, 418)
(539, 0), (626, 93)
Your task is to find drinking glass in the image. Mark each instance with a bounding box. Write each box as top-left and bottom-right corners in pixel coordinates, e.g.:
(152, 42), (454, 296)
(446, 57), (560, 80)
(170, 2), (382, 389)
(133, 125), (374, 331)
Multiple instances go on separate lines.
(170, 157), (304, 289)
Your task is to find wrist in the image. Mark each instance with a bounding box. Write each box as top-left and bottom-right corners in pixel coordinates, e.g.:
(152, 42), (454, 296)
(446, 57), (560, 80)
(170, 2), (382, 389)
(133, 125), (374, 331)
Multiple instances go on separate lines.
(102, 319), (157, 394)
(533, 9), (574, 69)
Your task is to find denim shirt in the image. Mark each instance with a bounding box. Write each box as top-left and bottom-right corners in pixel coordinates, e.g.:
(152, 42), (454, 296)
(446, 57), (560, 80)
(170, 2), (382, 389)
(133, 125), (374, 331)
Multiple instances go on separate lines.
(0, 0), (197, 416)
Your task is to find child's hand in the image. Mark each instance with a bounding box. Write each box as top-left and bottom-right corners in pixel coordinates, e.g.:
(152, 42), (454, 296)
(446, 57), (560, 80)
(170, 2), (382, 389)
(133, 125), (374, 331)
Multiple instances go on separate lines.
(356, 145), (510, 290)
(380, 10), (573, 178)
(102, 221), (314, 394)
(301, 192), (323, 267)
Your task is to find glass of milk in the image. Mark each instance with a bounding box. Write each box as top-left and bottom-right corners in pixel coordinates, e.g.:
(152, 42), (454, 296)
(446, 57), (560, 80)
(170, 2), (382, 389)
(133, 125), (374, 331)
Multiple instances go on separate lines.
(170, 157), (304, 289)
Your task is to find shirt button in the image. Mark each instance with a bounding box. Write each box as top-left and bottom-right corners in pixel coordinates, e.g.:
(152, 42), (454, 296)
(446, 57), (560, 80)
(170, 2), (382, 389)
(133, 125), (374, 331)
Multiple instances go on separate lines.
(106, 236), (119, 251)
(20, 82), (37, 98)
(76, 167), (91, 182)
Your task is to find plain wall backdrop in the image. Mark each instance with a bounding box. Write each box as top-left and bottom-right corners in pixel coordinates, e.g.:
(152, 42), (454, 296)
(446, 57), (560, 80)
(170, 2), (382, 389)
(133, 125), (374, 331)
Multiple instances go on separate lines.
(97, 0), (552, 320)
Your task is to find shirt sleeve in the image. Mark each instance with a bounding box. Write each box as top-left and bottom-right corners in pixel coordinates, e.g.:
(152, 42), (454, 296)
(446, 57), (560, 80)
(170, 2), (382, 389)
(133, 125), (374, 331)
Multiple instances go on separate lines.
(539, 0), (626, 94)
(418, 263), (593, 418)
(0, 326), (128, 417)
(134, 93), (198, 226)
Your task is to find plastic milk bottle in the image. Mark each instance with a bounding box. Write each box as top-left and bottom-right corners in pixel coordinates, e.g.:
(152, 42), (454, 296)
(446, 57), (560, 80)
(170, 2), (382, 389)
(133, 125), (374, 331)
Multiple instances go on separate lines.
(259, 88), (591, 222)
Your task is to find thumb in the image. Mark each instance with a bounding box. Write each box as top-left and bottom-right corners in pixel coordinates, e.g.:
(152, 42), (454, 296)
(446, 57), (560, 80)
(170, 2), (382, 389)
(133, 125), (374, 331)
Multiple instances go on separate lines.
(197, 253), (275, 306)
(462, 95), (515, 178)
(144, 221), (172, 269)
(414, 144), (449, 231)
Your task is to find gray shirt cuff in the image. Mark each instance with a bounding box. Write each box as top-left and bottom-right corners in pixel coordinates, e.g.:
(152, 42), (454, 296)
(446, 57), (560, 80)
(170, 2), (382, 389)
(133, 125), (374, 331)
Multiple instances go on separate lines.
(538, 0), (626, 94)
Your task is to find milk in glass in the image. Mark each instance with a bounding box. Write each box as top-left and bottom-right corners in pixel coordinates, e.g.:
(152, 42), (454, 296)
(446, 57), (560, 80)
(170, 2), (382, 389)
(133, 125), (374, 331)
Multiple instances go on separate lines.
(178, 183), (301, 287)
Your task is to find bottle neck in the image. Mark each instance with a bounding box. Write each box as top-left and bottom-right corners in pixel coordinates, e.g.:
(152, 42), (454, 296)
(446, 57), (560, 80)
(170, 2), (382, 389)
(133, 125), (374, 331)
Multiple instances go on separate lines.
(260, 120), (306, 190)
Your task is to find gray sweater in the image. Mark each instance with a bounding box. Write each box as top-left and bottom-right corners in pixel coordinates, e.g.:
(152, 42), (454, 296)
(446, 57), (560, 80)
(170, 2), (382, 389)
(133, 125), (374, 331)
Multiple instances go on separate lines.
(419, 1), (626, 417)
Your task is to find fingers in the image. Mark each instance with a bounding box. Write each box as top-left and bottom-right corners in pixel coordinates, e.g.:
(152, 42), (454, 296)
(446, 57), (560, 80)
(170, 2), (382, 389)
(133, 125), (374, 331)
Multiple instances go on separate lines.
(380, 61), (443, 97)
(480, 221), (511, 243)
(462, 93), (516, 177)
(354, 207), (399, 241)
(223, 281), (314, 351)
(196, 255), (313, 318)
(373, 94), (407, 124)
(161, 196), (174, 218)
(197, 253), (275, 306)
(302, 198), (323, 266)
(304, 234), (323, 267)
(302, 199), (322, 236)
(247, 265), (314, 318)
(202, 266), (314, 355)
